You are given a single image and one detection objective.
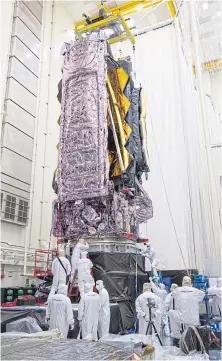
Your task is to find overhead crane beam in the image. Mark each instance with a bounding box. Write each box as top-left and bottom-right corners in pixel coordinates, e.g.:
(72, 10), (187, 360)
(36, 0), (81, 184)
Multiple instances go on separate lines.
(75, 0), (163, 31)
(74, 0), (163, 44)
(97, 0), (163, 17)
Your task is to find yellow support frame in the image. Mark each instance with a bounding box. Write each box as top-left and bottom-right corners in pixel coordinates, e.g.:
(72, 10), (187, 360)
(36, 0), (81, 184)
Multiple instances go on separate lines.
(76, 15), (119, 34)
(75, 0), (163, 45)
(203, 59), (222, 71)
(167, 0), (176, 17)
(119, 15), (135, 44)
(106, 76), (129, 170)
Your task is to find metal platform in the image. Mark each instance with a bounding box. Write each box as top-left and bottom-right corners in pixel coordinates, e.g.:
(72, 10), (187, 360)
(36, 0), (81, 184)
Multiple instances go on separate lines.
(88, 236), (138, 254)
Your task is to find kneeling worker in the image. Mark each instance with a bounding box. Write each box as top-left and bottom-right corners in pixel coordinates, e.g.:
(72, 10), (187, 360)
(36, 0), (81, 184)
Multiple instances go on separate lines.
(169, 276), (205, 347)
(46, 284), (74, 338)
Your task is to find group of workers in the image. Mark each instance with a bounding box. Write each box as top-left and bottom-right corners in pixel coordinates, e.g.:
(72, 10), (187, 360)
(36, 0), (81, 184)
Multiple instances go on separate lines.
(45, 239), (221, 344)
(136, 275), (222, 346)
(136, 276), (204, 346)
(45, 240), (110, 340)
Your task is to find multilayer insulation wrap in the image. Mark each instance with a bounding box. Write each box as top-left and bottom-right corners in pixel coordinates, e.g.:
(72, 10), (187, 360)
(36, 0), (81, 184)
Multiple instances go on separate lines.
(53, 34), (153, 239)
(52, 184), (133, 238)
(58, 34), (109, 202)
(1, 334), (134, 360)
(6, 317), (42, 334)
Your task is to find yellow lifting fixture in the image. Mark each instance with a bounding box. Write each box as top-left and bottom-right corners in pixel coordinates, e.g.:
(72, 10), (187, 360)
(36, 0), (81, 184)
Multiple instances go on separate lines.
(74, 0), (177, 45)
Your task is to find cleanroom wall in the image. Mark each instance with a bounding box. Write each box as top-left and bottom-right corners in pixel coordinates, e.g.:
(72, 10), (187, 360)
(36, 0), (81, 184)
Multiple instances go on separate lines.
(29, 1), (74, 251)
(116, 22), (220, 275)
(1, 1), (74, 285)
(134, 26), (194, 271)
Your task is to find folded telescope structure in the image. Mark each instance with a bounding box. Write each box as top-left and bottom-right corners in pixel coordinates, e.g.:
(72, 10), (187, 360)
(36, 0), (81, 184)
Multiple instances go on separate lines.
(52, 32), (153, 240)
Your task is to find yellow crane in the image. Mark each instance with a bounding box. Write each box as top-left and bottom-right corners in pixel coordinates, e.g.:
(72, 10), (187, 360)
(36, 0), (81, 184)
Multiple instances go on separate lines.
(75, 0), (176, 45)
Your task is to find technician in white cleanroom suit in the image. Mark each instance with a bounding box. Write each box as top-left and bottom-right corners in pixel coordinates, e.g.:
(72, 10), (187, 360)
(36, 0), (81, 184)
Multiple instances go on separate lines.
(48, 248), (71, 298)
(46, 284), (74, 338)
(142, 242), (156, 273)
(165, 283), (178, 311)
(208, 278), (222, 317)
(169, 276), (205, 344)
(149, 277), (170, 336)
(78, 283), (100, 341)
(135, 283), (163, 335)
(76, 251), (94, 295)
(96, 280), (110, 338)
(71, 240), (89, 282)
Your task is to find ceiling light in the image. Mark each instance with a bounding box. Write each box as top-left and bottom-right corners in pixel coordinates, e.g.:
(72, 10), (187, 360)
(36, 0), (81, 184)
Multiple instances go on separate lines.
(136, 4), (144, 11)
(126, 18), (134, 28)
(67, 30), (74, 38)
(105, 28), (114, 37)
(202, 3), (208, 10)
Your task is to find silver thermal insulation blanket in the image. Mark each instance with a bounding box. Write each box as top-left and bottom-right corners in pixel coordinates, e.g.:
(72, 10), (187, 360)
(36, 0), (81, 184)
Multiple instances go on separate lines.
(52, 36), (153, 239)
(51, 187), (133, 239)
(1, 334), (134, 360)
(58, 35), (109, 202)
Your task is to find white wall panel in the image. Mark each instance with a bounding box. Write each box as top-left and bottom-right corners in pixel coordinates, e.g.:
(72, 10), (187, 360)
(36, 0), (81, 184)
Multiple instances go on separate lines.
(1, 174), (30, 196)
(0, 0), (14, 112)
(15, 2), (41, 39)
(23, 1), (43, 23)
(29, 1), (74, 249)
(4, 100), (35, 137)
(2, 123), (33, 160)
(6, 78), (36, 116)
(1, 223), (26, 247)
(210, 71), (222, 116)
(11, 36), (39, 75)
(1, 0), (43, 287)
(13, 17), (41, 58)
(1, 265), (28, 288)
(9, 56), (38, 95)
(1, 148), (32, 185)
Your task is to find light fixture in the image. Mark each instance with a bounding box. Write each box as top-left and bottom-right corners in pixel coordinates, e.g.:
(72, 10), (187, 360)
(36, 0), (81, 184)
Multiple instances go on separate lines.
(136, 4), (144, 11)
(202, 3), (208, 10)
(67, 30), (74, 38)
(126, 18), (134, 28)
(105, 28), (114, 37)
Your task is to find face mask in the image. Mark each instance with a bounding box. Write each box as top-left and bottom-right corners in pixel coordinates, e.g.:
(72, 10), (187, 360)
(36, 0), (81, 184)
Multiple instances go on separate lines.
(96, 283), (103, 291)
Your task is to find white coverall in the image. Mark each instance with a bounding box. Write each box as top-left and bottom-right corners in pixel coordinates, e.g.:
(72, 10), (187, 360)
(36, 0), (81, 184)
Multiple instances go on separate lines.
(78, 288), (100, 341)
(169, 286), (205, 339)
(49, 256), (71, 297)
(46, 284), (74, 338)
(208, 279), (222, 317)
(71, 242), (89, 281)
(150, 280), (170, 336)
(165, 292), (176, 312)
(165, 284), (178, 312)
(135, 291), (162, 335)
(77, 254), (94, 295)
(96, 281), (110, 338)
(142, 245), (156, 272)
